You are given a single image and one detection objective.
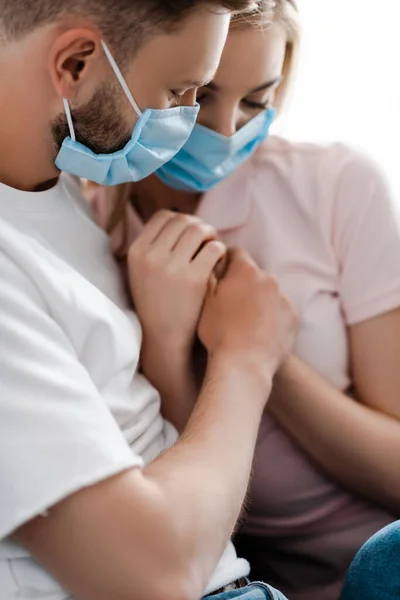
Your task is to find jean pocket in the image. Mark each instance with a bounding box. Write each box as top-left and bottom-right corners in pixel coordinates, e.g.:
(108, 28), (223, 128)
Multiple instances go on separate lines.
(249, 581), (289, 600)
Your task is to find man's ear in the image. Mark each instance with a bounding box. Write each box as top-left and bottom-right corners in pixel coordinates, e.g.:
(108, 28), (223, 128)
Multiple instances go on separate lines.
(49, 29), (107, 103)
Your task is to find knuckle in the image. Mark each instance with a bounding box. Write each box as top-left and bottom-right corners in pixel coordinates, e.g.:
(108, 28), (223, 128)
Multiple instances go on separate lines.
(180, 213), (198, 226)
(205, 240), (224, 256)
(146, 249), (164, 271)
(127, 242), (141, 263)
(187, 222), (203, 237)
(262, 274), (279, 291)
(193, 220), (214, 238)
(238, 256), (254, 271)
(202, 222), (217, 236)
(154, 208), (173, 221)
(245, 262), (260, 279)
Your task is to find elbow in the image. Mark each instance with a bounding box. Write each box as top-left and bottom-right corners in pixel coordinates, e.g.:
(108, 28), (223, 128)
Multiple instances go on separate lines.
(126, 566), (203, 600)
(119, 473), (208, 600)
(144, 543), (205, 600)
(116, 522), (206, 600)
(148, 575), (203, 600)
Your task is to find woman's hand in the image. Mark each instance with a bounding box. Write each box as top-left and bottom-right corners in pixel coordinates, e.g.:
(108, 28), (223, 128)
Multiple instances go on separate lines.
(127, 210), (226, 430)
(128, 209), (226, 353)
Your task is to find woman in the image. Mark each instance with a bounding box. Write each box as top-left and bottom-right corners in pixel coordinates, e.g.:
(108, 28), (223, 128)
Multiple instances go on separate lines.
(89, 2), (400, 599)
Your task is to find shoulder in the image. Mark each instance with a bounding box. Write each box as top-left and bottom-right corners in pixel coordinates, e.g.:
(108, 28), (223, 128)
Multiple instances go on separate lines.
(0, 240), (46, 313)
(251, 137), (394, 213)
(253, 136), (382, 181)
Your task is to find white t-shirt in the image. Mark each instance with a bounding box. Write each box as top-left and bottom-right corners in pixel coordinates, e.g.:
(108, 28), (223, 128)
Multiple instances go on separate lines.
(0, 174), (248, 597)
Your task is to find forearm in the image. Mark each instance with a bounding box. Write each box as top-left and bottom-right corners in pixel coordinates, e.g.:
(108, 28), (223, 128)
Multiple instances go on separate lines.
(17, 353), (271, 600)
(145, 351), (271, 591)
(141, 337), (197, 431)
(269, 355), (400, 512)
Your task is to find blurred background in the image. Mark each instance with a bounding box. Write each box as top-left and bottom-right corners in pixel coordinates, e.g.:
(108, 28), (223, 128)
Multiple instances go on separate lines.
(276, 0), (400, 197)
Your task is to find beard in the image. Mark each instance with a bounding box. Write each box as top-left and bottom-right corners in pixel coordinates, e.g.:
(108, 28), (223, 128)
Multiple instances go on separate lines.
(52, 81), (132, 156)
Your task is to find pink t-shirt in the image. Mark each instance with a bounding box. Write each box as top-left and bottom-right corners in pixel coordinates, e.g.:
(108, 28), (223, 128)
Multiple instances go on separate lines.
(89, 137), (400, 600)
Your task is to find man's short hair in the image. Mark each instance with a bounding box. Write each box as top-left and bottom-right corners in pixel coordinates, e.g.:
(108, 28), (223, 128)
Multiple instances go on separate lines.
(0, 0), (260, 62)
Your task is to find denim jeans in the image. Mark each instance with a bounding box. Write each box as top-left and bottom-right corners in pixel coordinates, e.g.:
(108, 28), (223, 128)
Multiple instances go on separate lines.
(203, 581), (289, 600)
(340, 521), (400, 600)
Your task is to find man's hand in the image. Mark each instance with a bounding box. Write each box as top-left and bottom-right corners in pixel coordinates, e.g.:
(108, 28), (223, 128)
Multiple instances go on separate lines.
(199, 248), (298, 396)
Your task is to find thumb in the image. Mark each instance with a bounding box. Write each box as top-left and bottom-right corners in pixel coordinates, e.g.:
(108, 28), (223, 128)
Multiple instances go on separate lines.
(225, 247), (258, 276)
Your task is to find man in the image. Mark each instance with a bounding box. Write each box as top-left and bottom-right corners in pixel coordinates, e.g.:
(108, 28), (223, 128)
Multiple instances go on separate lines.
(0, 1), (296, 599)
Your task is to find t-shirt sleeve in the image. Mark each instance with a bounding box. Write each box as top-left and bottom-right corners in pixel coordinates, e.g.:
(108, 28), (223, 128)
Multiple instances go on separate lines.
(332, 149), (400, 325)
(0, 251), (142, 540)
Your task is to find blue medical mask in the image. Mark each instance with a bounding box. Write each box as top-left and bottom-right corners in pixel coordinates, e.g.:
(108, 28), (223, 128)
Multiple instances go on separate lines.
(156, 107), (275, 193)
(55, 41), (199, 186)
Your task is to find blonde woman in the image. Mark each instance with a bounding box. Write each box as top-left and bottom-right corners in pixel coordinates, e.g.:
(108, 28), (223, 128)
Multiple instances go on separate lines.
(90, 2), (400, 599)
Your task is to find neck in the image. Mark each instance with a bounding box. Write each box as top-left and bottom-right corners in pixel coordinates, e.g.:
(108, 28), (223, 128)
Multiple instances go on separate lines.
(0, 128), (60, 192)
(133, 175), (202, 221)
(0, 72), (59, 192)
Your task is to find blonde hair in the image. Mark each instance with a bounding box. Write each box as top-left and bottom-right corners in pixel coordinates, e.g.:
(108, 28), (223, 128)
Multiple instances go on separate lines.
(102, 0), (300, 255)
(230, 0), (300, 116)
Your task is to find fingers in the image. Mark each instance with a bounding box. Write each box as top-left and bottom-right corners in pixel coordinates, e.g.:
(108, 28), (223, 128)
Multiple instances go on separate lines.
(192, 240), (227, 281)
(136, 210), (216, 259)
(131, 209), (229, 285)
(172, 222), (217, 264)
(133, 210), (176, 247)
(213, 253), (229, 281)
(153, 214), (206, 254)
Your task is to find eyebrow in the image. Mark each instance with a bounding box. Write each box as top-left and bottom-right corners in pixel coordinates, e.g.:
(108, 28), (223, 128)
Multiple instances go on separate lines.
(206, 76), (283, 94)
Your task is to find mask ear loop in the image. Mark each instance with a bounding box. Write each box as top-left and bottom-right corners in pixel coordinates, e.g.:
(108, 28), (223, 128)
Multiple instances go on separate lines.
(63, 98), (76, 142)
(61, 40), (141, 144)
(100, 40), (142, 118)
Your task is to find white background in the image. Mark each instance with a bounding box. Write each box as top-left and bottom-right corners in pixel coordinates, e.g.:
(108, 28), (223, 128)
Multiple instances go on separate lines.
(278, 0), (400, 196)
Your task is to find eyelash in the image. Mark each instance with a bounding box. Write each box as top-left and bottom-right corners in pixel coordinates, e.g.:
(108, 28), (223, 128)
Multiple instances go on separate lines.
(196, 94), (269, 111)
(242, 99), (270, 110)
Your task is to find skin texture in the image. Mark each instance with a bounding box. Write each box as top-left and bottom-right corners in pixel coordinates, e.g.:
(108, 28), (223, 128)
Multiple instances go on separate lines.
(131, 22), (288, 430)
(0, 6), (230, 191)
(132, 21), (400, 513)
(128, 210), (226, 430)
(15, 247), (297, 600)
(2, 6), (298, 600)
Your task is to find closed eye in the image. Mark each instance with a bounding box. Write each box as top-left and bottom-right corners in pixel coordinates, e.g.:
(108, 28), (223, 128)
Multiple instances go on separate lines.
(242, 99), (270, 110)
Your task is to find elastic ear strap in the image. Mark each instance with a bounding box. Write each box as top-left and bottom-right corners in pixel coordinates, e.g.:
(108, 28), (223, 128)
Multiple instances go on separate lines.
(63, 98), (76, 141)
(100, 40), (142, 117)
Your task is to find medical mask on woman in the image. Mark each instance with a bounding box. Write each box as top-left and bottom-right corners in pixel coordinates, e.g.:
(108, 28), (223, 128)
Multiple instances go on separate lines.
(55, 41), (199, 186)
(156, 107), (275, 193)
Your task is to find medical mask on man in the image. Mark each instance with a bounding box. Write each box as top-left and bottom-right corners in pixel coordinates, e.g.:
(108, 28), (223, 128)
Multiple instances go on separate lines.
(55, 41), (199, 186)
(156, 107), (275, 193)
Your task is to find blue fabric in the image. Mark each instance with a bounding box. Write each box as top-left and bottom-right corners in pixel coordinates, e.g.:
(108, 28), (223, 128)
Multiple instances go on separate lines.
(156, 108), (275, 192)
(340, 521), (400, 600)
(203, 582), (288, 600)
(55, 105), (199, 186)
(55, 41), (199, 186)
